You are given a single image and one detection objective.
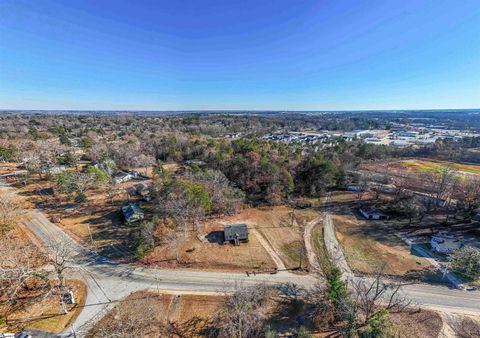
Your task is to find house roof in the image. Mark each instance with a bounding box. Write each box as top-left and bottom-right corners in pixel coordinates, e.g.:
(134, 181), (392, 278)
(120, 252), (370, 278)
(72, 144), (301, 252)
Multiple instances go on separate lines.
(224, 224), (248, 238)
(184, 159), (207, 167)
(122, 202), (143, 219)
(359, 207), (388, 216)
(114, 172), (132, 179)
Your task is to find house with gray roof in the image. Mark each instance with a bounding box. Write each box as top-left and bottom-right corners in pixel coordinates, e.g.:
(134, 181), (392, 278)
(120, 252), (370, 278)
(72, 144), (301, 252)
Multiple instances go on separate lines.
(122, 202), (144, 224)
(224, 224), (249, 245)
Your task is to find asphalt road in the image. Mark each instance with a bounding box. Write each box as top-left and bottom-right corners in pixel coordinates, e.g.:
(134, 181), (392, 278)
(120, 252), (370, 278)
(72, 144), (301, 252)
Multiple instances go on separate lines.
(26, 201), (480, 335)
(2, 179), (479, 337)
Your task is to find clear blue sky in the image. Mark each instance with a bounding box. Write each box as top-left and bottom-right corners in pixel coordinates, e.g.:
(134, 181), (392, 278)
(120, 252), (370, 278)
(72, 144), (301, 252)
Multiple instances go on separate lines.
(1, 0), (479, 110)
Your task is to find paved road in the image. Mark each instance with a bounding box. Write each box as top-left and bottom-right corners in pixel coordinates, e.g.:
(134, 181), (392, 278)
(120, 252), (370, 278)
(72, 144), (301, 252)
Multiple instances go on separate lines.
(3, 179), (480, 336)
(22, 204), (315, 336)
(320, 191), (480, 316)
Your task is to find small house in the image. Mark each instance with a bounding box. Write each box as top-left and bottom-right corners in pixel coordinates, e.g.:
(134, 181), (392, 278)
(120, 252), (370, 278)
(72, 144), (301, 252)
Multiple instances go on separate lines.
(184, 159), (207, 168)
(224, 224), (249, 245)
(113, 172), (134, 184)
(359, 207), (390, 220)
(41, 165), (67, 174)
(135, 181), (153, 196)
(122, 202), (144, 224)
(415, 194), (447, 208)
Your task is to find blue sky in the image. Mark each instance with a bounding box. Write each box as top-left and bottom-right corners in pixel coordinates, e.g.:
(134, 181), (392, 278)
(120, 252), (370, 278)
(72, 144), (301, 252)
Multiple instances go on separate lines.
(1, 0), (479, 110)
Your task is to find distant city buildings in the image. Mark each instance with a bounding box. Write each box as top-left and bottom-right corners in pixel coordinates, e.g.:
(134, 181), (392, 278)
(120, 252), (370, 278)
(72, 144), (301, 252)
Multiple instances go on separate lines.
(259, 124), (480, 148)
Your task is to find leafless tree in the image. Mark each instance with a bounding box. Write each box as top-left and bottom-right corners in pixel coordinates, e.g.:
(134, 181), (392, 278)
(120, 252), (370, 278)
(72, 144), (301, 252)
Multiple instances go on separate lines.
(86, 295), (168, 337)
(133, 153), (156, 175)
(211, 284), (270, 338)
(46, 240), (74, 288)
(0, 190), (25, 232)
(351, 268), (413, 322)
(73, 172), (95, 195)
(0, 231), (51, 322)
(21, 151), (42, 182)
(450, 316), (480, 338)
(354, 172), (370, 202)
(107, 182), (125, 205)
(455, 176), (480, 221)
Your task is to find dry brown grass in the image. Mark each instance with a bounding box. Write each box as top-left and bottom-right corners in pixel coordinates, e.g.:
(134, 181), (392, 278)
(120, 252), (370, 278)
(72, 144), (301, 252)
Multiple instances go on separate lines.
(145, 227), (276, 272)
(25, 280), (87, 333)
(390, 309), (442, 338)
(333, 214), (431, 276)
(145, 206), (320, 272)
(205, 206), (318, 271)
(1, 279), (87, 333)
(88, 291), (222, 338)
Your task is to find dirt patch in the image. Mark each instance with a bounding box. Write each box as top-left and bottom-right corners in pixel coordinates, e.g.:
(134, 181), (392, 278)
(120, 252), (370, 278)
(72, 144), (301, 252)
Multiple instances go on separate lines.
(174, 294), (224, 323)
(87, 291), (174, 338)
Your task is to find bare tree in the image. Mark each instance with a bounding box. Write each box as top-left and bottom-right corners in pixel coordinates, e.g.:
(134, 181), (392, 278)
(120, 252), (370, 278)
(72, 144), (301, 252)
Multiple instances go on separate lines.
(0, 190), (25, 232)
(133, 153), (156, 175)
(351, 267), (412, 322)
(0, 231), (51, 323)
(87, 294), (168, 337)
(46, 240), (74, 288)
(451, 316), (480, 338)
(107, 181), (125, 205)
(211, 284), (270, 338)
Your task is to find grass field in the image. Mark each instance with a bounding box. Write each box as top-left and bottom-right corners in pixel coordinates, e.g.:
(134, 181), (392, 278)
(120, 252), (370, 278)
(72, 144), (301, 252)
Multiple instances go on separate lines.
(332, 214), (431, 276)
(402, 159), (480, 175)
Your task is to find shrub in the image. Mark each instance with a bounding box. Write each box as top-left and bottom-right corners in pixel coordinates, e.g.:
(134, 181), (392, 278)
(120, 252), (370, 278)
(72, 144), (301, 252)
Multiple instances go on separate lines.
(450, 246), (480, 280)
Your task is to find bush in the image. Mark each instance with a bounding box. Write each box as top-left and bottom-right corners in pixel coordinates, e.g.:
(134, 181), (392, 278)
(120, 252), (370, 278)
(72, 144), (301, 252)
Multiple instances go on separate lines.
(135, 243), (152, 259)
(292, 326), (313, 338)
(450, 246), (480, 280)
(360, 308), (395, 338)
(134, 218), (157, 259)
(86, 165), (110, 185)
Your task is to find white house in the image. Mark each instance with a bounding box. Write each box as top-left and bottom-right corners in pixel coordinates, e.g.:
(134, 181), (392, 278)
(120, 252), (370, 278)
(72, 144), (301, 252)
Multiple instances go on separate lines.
(359, 207), (390, 220)
(112, 172), (133, 184)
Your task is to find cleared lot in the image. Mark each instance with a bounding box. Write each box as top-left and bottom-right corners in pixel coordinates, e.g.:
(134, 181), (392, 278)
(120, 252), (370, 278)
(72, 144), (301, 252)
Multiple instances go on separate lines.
(332, 213), (433, 277)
